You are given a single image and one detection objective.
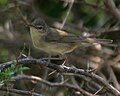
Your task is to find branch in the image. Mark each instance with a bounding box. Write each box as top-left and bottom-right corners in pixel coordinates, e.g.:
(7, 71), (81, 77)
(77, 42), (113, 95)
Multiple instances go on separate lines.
(60, 0), (74, 29)
(13, 74), (95, 96)
(13, 0), (30, 26)
(104, 0), (120, 21)
(0, 87), (42, 96)
(0, 57), (120, 95)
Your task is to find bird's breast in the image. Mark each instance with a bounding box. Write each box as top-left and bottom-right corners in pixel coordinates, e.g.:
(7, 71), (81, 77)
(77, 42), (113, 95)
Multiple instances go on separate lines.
(33, 39), (78, 55)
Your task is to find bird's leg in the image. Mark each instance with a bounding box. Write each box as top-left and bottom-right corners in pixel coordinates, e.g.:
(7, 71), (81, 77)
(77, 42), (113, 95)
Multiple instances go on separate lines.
(47, 54), (51, 65)
(60, 58), (67, 70)
(32, 55), (51, 91)
(48, 55), (65, 76)
(43, 54), (51, 80)
(32, 55), (50, 91)
(61, 54), (68, 66)
(58, 55), (68, 82)
(48, 56), (61, 77)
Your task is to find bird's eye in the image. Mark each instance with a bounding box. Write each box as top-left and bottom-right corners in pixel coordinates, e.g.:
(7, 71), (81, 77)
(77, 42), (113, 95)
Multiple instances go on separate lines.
(37, 25), (43, 30)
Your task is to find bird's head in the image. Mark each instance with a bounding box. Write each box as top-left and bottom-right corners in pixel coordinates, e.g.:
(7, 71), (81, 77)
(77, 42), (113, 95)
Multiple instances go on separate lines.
(29, 18), (49, 36)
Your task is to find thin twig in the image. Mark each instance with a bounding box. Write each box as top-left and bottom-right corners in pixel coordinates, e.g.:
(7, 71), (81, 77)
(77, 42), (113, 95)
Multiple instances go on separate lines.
(0, 58), (120, 95)
(104, 0), (120, 21)
(0, 87), (42, 96)
(60, 0), (74, 29)
(13, 0), (30, 27)
(94, 87), (104, 95)
(13, 74), (96, 96)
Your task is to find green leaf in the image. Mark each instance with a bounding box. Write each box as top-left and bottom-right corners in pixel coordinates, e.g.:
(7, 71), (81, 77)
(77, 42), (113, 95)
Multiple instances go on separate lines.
(0, 60), (30, 87)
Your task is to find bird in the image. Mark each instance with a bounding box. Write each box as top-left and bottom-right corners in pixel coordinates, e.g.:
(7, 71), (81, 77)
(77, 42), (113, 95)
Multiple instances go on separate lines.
(29, 18), (112, 56)
(29, 18), (113, 80)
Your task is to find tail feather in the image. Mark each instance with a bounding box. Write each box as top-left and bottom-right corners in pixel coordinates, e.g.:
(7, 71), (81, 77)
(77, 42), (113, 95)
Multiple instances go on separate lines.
(96, 39), (113, 44)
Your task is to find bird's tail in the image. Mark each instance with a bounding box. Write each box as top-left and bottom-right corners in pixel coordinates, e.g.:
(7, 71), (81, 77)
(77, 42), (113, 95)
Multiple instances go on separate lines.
(96, 38), (113, 44)
(96, 38), (116, 47)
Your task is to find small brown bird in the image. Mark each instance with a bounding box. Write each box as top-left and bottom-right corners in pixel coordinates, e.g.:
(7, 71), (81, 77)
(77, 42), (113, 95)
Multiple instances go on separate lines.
(29, 18), (112, 56)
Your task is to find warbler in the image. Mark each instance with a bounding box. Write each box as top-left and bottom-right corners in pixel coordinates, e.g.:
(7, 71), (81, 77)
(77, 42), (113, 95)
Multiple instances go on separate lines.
(29, 18), (112, 56)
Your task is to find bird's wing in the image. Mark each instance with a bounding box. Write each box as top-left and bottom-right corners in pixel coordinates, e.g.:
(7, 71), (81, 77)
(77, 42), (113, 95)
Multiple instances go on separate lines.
(44, 28), (113, 44)
(44, 28), (84, 43)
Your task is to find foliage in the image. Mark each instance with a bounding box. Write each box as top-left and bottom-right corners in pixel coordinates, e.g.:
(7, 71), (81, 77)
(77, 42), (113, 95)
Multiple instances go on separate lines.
(0, 61), (29, 87)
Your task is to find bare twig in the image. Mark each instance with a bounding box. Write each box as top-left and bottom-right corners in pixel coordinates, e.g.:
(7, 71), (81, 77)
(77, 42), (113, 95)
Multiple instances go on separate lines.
(13, 74), (95, 96)
(109, 66), (120, 90)
(94, 87), (104, 95)
(13, 0), (30, 26)
(60, 0), (74, 29)
(61, 0), (105, 10)
(0, 57), (120, 95)
(104, 0), (120, 21)
(0, 87), (42, 96)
